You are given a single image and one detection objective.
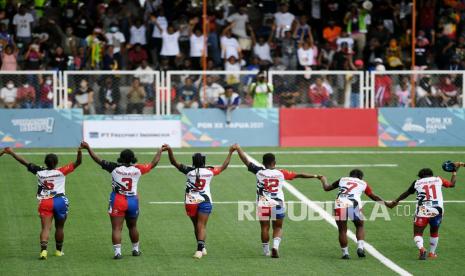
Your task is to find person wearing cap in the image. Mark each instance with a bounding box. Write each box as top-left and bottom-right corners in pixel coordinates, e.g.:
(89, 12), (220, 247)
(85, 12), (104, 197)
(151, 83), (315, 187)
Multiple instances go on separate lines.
(249, 71), (274, 108)
(343, 1), (372, 58)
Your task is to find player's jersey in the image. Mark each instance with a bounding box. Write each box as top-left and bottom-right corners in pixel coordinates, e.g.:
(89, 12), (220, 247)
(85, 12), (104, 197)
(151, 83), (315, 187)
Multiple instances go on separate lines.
(248, 163), (296, 204)
(101, 160), (152, 196)
(407, 176), (453, 217)
(178, 165), (221, 204)
(334, 177), (373, 208)
(27, 163), (75, 200)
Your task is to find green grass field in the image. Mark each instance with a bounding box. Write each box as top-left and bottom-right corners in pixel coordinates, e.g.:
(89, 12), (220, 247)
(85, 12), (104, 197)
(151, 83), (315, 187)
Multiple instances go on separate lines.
(1, 147), (465, 275)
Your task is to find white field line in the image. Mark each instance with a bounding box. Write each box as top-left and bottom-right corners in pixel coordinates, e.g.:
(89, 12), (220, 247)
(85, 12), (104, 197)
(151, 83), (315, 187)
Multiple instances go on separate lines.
(15, 150), (465, 155)
(151, 164), (396, 169)
(243, 153), (412, 276)
(147, 200), (465, 204)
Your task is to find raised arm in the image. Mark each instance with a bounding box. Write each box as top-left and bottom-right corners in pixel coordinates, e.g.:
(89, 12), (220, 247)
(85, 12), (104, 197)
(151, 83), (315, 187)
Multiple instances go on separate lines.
(217, 146), (236, 172)
(248, 25), (256, 46)
(74, 146), (82, 168)
(162, 144), (182, 170)
(149, 147), (164, 169)
(80, 141), (103, 166)
(3, 147), (29, 167)
(233, 144), (251, 167)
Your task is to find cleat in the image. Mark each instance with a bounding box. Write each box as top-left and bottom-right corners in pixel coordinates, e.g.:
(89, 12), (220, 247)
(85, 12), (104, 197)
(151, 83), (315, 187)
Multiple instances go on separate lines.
(271, 248), (279, 258)
(113, 254), (122, 260)
(193, 251), (203, 259)
(202, 248), (207, 256)
(357, 248), (366, 258)
(264, 251), (271, 257)
(341, 254), (350, 260)
(132, 250), (141, 256)
(54, 250), (64, 257)
(39, 250), (48, 260)
(428, 252), (438, 259)
(419, 248), (427, 260)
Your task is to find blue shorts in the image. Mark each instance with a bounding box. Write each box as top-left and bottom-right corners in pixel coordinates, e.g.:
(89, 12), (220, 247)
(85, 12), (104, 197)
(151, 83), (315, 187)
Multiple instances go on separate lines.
(185, 201), (212, 217)
(38, 196), (69, 220)
(108, 192), (139, 218)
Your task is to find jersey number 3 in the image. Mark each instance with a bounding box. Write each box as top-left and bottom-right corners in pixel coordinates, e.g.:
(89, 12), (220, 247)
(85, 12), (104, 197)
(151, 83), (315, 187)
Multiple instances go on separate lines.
(121, 178), (133, 191)
(264, 179), (279, 193)
(43, 180), (54, 190)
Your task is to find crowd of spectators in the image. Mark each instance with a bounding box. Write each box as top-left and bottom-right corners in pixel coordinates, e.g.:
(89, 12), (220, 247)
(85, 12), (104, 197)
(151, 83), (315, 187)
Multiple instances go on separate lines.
(0, 0), (464, 111)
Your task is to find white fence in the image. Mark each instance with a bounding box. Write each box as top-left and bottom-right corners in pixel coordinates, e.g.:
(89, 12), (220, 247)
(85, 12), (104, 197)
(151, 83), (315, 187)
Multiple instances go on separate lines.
(1, 70), (463, 113)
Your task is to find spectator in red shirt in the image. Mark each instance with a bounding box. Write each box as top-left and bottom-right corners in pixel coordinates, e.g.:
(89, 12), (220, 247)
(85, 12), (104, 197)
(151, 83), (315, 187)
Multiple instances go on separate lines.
(308, 77), (331, 108)
(128, 43), (148, 69)
(374, 64), (393, 107)
(17, 81), (36, 108)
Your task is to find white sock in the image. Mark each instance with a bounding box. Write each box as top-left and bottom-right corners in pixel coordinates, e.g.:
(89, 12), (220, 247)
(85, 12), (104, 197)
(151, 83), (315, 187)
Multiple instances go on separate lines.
(341, 247), (349, 255)
(113, 244), (121, 256)
(414, 235), (424, 250)
(357, 240), (364, 250)
(132, 242), (140, 252)
(429, 236), (439, 253)
(272, 237), (281, 250)
(262, 243), (270, 255)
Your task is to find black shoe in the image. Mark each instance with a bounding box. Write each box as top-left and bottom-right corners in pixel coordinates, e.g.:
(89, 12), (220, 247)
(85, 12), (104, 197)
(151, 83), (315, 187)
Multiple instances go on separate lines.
(113, 254), (122, 260)
(357, 248), (366, 258)
(341, 254), (350, 259)
(132, 250), (141, 256)
(271, 248), (279, 258)
(419, 248), (427, 260)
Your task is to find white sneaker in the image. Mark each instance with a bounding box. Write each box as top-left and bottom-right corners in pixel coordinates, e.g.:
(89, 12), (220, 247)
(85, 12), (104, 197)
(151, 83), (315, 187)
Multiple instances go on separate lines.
(202, 248), (207, 256)
(264, 251), (271, 257)
(192, 251), (203, 259)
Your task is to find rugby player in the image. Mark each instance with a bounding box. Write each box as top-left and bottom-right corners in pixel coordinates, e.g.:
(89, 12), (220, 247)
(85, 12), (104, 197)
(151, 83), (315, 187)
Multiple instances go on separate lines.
(2, 146), (82, 259)
(80, 141), (163, 259)
(233, 144), (324, 258)
(162, 144), (235, 259)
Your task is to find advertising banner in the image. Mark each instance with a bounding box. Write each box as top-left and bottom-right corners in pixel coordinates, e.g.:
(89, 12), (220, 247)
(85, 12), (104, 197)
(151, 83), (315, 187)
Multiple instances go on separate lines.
(181, 109), (279, 147)
(280, 109), (378, 147)
(379, 108), (465, 147)
(0, 109), (83, 148)
(83, 115), (181, 148)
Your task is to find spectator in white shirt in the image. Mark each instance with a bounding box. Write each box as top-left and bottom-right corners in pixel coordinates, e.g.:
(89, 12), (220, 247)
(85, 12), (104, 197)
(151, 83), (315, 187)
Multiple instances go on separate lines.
(154, 19), (180, 69)
(336, 31), (355, 52)
(188, 17), (206, 70)
(105, 24), (126, 69)
(199, 76), (225, 107)
(135, 59), (155, 102)
(13, 5), (34, 48)
(0, 80), (18, 108)
(297, 29), (316, 70)
(226, 6), (252, 55)
(220, 23), (242, 61)
(250, 25), (274, 66)
(274, 3), (296, 39)
(150, 10), (168, 62)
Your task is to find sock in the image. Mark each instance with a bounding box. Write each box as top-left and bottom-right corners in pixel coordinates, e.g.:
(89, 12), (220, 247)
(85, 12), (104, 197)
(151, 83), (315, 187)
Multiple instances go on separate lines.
(132, 242), (140, 252)
(197, 240), (205, 251)
(113, 244), (121, 256)
(429, 234), (439, 253)
(414, 235), (424, 250)
(262, 242), (270, 254)
(357, 240), (364, 250)
(341, 247), (349, 256)
(56, 241), (63, 251)
(272, 237), (281, 250)
(40, 241), (48, 251)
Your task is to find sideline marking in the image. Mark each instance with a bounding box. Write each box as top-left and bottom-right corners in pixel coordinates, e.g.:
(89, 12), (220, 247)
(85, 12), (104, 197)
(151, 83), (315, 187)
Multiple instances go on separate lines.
(147, 200), (465, 204)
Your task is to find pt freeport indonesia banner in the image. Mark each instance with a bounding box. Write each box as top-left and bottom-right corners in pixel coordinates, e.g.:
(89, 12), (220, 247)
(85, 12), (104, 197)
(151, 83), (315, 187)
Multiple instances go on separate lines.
(0, 109), (83, 148)
(83, 115), (181, 148)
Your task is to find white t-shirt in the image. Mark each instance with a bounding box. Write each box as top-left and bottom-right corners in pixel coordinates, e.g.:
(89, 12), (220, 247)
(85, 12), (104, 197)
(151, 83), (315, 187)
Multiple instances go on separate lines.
(130, 25), (147, 45)
(274, 12), (295, 38)
(152, 16), (168, 38)
(336, 37), (354, 50)
(160, 31), (180, 56)
(190, 34), (205, 57)
(13, 13), (34, 38)
(227, 13), (249, 38)
(0, 87), (17, 103)
(135, 66), (155, 84)
(200, 83), (225, 105)
(221, 36), (240, 59)
(105, 32), (126, 53)
(253, 43), (272, 62)
(297, 47), (314, 66)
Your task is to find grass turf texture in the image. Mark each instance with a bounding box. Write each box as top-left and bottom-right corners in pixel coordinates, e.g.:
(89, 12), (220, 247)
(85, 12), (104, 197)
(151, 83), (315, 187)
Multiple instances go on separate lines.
(1, 147), (464, 275)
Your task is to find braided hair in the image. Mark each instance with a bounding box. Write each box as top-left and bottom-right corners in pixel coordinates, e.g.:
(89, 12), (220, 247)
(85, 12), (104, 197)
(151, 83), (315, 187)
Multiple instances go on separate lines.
(192, 153), (206, 185)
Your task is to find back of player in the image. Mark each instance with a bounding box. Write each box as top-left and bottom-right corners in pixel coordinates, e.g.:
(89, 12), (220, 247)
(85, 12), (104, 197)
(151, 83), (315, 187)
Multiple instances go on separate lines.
(334, 177), (372, 221)
(181, 165), (220, 216)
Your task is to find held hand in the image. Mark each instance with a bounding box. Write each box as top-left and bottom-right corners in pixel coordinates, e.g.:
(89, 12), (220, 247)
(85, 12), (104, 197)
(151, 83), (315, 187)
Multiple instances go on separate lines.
(0, 149), (4, 157)
(161, 144), (171, 151)
(229, 145), (236, 153)
(80, 141), (90, 150)
(454, 161), (463, 169)
(316, 175), (325, 180)
(232, 143), (240, 150)
(3, 147), (12, 155)
(384, 201), (397, 209)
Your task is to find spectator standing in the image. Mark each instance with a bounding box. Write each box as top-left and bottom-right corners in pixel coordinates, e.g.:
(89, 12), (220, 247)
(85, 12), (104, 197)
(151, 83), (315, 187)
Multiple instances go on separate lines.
(249, 71), (273, 108)
(221, 23), (242, 61)
(1, 44), (18, 70)
(105, 24), (126, 69)
(414, 30), (430, 70)
(49, 46), (68, 71)
(189, 18), (206, 70)
(217, 86), (241, 124)
(395, 76), (411, 107)
(227, 6), (251, 58)
(322, 20), (341, 46)
(154, 21), (180, 69)
(98, 77), (120, 114)
(129, 19), (147, 46)
(12, 5), (34, 51)
(297, 30), (315, 70)
(0, 80), (17, 108)
(126, 78), (146, 114)
(23, 42), (44, 70)
(344, 2), (372, 58)
(62, 27), (80, 57)
(374, 65), (393, 107)
(150, 10), (168, 63)
(135, 59), (155, 102)
(199, 75), (225, 107)
(176, 77), (198, 113)
(250, 25), (274, 66)
(281, 30), (297, 69)
(72, 79), (95, 114)
(40, 77), (54, 109)
(274, 3), (296, 39)
(17, 81), (36, 108)
(128, 43), (148, 69)
(386, 38), (403, 69)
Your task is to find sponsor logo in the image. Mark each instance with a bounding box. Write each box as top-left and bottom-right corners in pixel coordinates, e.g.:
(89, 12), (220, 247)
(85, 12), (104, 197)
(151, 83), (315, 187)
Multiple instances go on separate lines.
(402, 118), (425, 133)
(11, 118), (54, 133)
(89, 132), (99, 138)
(402, 117), (453, 134)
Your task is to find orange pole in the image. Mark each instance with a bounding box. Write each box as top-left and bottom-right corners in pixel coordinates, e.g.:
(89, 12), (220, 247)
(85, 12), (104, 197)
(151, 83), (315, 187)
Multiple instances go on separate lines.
(202, 0), (208, 107)
(410, 0), (416, 107)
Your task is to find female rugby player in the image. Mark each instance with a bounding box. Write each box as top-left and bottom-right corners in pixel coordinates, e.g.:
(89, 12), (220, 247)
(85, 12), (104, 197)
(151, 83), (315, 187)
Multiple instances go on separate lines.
(162, 144), (235, 259)
(2, 146), (82, 260)
(80, 141), (163, 259)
